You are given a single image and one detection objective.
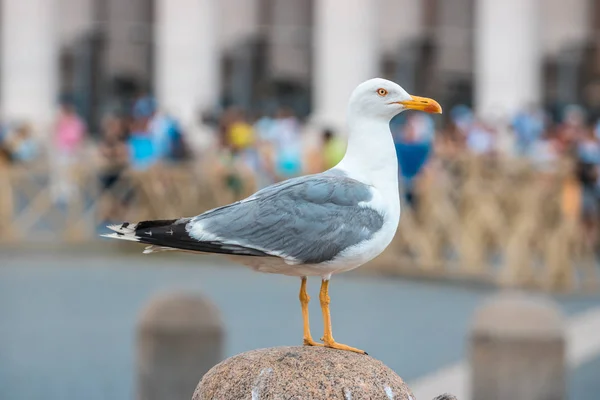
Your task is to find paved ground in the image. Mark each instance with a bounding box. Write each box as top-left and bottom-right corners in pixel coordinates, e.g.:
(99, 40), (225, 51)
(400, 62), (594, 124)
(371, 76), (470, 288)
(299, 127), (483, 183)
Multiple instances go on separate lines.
(1, 248), (600, 400)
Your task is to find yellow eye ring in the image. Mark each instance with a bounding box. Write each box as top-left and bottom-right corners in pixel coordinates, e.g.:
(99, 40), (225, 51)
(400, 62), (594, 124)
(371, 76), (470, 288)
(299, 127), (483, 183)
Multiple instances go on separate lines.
(377, 88), (388, 97)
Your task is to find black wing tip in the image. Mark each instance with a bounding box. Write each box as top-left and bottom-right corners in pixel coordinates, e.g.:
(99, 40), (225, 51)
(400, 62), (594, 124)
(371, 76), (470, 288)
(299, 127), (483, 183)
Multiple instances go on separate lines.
(135, 219), (180, 231)
(130, 222), (273, 258)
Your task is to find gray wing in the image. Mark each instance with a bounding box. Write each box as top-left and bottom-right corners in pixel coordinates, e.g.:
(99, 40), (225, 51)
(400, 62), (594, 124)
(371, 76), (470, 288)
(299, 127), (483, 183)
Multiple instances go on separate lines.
(186, 171), (384, 264)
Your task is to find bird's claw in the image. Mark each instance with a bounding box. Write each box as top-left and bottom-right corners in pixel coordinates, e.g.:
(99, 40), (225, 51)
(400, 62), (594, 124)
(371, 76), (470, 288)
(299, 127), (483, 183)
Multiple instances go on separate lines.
(321, 337), (367, 354)
(303, 337), (324, 347)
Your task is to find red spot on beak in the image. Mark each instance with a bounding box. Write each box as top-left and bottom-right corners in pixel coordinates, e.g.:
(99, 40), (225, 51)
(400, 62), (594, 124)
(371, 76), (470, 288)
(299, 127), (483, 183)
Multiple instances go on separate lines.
(424, 104), (440, 113)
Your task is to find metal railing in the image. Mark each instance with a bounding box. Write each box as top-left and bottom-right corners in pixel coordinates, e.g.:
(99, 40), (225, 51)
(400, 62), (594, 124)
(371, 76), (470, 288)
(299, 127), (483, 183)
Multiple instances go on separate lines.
(1, 155), (597, 292)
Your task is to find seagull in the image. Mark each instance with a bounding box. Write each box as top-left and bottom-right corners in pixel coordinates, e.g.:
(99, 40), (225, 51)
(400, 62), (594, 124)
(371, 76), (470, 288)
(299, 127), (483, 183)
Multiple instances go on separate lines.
(102, 78), (442, 354)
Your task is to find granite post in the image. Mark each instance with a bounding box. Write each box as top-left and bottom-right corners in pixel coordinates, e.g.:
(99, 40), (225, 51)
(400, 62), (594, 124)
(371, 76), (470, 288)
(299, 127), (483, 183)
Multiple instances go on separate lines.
(470, 292), (566, 400)
(137, 291), (224, 400)
(193, 346), (416, 400)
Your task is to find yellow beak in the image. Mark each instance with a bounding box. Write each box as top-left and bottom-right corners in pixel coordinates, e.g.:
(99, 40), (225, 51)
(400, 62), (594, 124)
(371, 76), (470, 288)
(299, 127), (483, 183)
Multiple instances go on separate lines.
(396, 95), (442, 114)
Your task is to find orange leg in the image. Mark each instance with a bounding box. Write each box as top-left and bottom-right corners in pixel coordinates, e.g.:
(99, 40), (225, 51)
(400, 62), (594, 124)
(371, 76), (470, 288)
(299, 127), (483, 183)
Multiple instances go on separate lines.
(299, 277), (323, 347)
(319, 279), (366, 354)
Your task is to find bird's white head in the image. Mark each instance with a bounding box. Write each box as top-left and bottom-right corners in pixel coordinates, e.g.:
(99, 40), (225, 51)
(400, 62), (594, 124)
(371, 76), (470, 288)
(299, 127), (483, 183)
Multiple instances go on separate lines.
(348, 78), (442, 121)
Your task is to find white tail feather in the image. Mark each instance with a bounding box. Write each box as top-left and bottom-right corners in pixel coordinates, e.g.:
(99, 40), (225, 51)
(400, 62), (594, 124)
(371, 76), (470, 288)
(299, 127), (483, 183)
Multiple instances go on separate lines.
(107, 223), (137, 234)
(100, 232), (140, 242)
(143, 245), (176, 254)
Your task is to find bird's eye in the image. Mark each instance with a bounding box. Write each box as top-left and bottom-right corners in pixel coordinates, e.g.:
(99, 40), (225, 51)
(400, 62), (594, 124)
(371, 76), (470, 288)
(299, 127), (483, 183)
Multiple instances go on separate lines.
(377, 88), (388, 97)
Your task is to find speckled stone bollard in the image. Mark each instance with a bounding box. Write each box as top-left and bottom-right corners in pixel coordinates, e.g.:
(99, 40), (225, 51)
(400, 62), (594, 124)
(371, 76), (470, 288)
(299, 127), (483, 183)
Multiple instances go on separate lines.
(192, 346), (414, 400)
(470, 292), (566, 400)
(137, 291), (224, 400)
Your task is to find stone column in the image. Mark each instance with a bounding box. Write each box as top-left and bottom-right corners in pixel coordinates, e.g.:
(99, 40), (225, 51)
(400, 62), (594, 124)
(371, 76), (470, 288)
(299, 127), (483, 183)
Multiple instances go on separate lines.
(154, 0), (219, 128)
(542, 0), (590, 56)
(193, 347), (414, 399)
(1, 0), (58, 134)
(475, 0), (541, 120)
(268, 0), (312, 83)
(312, 0), (379, 132)
(105, 0), (152, 83)
(137, 291), (224, 400)
(470, 292), (566, 400)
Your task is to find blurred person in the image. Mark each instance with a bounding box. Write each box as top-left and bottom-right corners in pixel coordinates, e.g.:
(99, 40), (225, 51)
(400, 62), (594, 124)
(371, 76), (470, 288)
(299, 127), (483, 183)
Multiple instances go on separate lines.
(322, 128), (346, 170)
(149, 110), (189, 162)
(528, 127), (561, 172)
(577, 127), (600, 165)
(305, 128), (346, 174)
(432, 104), (471, 158)
(450, 104), (474, 136)
(98, 115), (130, 223)
(272, 107), (303, 179)
(0, 123), (38, 164)
(576, 158), (599, 248)
(226, 108), (259, 173)
(435, 120), (466, 159)
(213, 107), (259, 197)
(253, 112), (276, 143)
(555, 105), (588, 155)
(127, 117), (157, 171)
(0, 127), (10, 166)
(132, 94), (156, 121)
(402, 112), (436, 143)
(512, 104), (546, 156)
(227, 111), (256, 153)
(575, 127), (600, 247)
(54, 103), (86, 155)
(394, 113), (435, 207)
(125, 95), (184, 170)
(0, 124), (16, 166)
(253, 113), (278, 188)
(217, 107), (254, 152)
(131, 95), (161, 168)
(466, 120), (496, 156)
(7, 123), (38, 163)
(217, 107), (237, 148)
(134, 95), (166, 158)
(134, 94), (191, 163)
(564, 104), (587, 126)
(51, 102), (86, 204)
(0, 125), (13, 235)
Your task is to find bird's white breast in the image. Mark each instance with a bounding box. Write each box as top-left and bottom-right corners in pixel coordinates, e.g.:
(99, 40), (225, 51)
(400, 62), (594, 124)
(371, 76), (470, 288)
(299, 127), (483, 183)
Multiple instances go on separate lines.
(325, 184), (400, 274)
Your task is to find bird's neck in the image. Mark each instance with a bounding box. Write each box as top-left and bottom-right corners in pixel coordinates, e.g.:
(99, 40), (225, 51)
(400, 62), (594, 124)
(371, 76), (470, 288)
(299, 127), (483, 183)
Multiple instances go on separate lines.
(337, 116), (399, 190)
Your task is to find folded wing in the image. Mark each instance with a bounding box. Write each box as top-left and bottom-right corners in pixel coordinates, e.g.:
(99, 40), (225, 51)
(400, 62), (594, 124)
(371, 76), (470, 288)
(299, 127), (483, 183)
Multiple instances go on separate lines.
(103, 171), (384, 264)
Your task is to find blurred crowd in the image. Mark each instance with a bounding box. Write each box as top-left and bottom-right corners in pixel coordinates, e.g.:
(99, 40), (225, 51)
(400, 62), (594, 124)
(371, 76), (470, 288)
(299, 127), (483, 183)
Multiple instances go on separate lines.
(0, 95), (348, 222)
(399, 102), (600, 246)
(211, 106), (346, 192)
(3, 93), (600, 240)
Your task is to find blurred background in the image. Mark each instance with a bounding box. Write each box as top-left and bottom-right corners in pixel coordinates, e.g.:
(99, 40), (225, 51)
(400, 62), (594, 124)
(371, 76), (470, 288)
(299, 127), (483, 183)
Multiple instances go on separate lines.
(2, 0), (600, 399)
